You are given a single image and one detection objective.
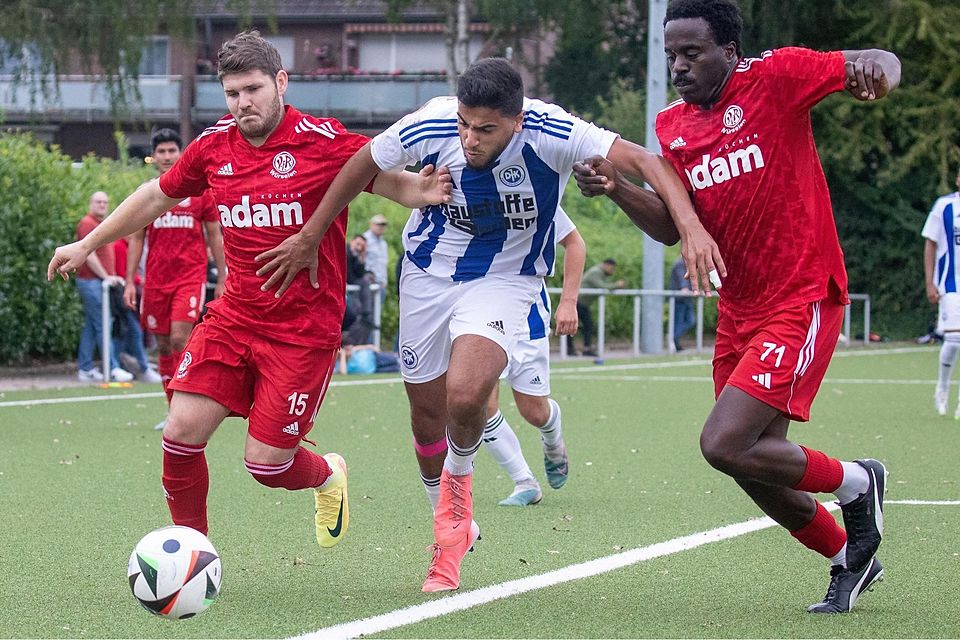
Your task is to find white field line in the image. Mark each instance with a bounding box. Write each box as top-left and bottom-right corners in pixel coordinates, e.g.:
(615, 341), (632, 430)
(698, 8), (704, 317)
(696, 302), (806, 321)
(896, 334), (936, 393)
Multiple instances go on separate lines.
(0, 345), (935, 409)
(290, 499), (955, 640)
(0, 377), (405, 408)
(552, 374), (947, 386)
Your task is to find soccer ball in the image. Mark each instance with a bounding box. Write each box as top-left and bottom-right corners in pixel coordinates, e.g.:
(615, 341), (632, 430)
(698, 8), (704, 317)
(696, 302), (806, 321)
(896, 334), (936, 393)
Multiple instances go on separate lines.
(127, 525), (222, 619)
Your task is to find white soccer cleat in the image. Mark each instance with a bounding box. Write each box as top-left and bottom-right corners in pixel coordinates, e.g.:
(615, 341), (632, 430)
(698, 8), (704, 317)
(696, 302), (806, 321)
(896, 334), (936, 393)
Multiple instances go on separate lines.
(935, 387), (948, 416)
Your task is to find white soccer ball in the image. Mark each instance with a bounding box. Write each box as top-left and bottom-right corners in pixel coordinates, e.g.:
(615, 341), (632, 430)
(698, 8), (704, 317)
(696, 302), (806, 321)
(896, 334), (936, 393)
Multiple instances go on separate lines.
(127, 525), (222, 619)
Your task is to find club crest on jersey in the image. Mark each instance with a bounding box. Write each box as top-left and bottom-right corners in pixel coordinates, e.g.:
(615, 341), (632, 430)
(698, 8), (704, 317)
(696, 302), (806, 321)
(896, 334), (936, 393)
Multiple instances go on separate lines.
(499, 165), (525, 187)
(721, 105), (746, 134)
(271, 151), (297, 179)
(176, 352), (192, 379)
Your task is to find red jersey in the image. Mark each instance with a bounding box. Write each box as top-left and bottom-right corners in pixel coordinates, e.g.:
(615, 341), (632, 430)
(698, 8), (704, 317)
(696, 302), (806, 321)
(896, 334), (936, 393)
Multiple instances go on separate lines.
(144, 191), (218, 290)
(656, 47), (849, 318)
(158, 105), (369, 348)
(76, 213), (115, 279)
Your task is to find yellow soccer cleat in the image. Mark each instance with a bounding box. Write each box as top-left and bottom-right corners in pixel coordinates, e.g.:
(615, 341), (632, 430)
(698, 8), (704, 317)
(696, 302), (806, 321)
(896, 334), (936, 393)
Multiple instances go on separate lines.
(315, 453), (349, 548)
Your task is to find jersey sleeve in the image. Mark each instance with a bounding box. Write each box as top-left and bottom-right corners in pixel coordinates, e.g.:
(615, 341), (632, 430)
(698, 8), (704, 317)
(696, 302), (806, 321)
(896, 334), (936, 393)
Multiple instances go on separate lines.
(370, 97), (457, 172)
(922, 198), (946, 243)
(159, 138), (210, 199)
(656, 112), (693, 192)
(524, 99), (619, 174)
(756, 47), (846, 112)
(198, 190), (219, 223)
(554, 206), (576, 242)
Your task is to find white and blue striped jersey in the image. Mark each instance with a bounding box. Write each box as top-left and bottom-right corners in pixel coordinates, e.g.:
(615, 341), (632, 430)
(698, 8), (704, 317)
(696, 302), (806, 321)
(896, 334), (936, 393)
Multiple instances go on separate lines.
(370, 96), (617, 281)
(922, 192), (960, 294)
(524, 208), (576, 340)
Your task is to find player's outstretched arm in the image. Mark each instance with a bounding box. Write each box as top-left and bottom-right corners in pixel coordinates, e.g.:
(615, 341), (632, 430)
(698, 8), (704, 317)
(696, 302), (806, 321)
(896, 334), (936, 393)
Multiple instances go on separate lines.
(203, 220), (227, 299)
(372, 163), (452, 209)
(554, 229), (586, 336)
(123, 228), (146, 309)
(47, 180), (181, 282)
(925, 238), (940, 305)
(572, 156), (680, 246)
(255, 142), (381, 297)
(841, 49), (901, 101)
(605, 139), (726, 294)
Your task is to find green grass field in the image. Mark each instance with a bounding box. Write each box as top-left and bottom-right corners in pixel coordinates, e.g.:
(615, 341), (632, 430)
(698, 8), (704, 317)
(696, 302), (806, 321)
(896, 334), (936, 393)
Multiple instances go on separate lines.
(1, 345), (958, 639)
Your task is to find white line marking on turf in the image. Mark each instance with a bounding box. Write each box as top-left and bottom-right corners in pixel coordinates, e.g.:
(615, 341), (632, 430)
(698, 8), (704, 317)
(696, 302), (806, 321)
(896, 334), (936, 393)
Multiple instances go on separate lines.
(291, 499), (957, 640)
(886, 499), (960, 506)
(0, 377), (406, 408)
(552, 374), (948, 386)
(0, 345), (935, 409)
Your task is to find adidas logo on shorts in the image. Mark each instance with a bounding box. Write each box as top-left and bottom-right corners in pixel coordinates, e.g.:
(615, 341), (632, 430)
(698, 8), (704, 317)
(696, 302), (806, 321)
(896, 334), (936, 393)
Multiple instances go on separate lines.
(486, 320), (505, 335)
(751, 372), (772, 389)
(282, 421), (300, 436)
(530, 375), (542, 385)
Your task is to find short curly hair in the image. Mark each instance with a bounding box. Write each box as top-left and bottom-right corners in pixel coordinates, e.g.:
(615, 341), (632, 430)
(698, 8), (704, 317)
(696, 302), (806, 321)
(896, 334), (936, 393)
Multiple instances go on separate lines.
(665, 0), (743, 57)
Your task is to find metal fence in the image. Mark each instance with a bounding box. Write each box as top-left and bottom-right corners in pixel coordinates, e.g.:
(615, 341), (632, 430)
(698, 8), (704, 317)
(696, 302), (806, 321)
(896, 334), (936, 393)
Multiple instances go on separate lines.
(96, 281), (870, 380)
(548, 287), (873, 360)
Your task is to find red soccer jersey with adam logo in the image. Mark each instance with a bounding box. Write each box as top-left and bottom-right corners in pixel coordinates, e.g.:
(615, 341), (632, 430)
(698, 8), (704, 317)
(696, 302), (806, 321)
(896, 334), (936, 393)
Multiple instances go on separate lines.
(158, 105), (369, 348)
(656, 47), (849, 319)
(144, 191), (217, 290)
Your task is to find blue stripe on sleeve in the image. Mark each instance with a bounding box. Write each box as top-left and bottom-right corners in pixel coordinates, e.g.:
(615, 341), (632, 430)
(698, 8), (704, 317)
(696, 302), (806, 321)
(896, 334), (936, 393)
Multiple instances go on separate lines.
(519, 144), (560, 275)
(946, 203), (956, 293)
(452, 163), (506, 282)
(402, 131), (459, 149)
(399, 118), (457, 138)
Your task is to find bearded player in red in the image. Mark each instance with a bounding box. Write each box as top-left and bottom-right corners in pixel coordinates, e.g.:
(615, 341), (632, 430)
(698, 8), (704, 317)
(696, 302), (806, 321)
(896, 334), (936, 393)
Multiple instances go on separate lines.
(123, 128), (226, 428)
(574, 0), (899, 614)
(48, 31), (450, 548)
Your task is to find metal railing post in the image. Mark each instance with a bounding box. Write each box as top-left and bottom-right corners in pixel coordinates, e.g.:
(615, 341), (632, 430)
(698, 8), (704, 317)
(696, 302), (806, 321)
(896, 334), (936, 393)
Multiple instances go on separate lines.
(844, 304), (852, 346)
(371, 283), (382, 348)
(666, 296), (676, 353)
(696, 296), (704, 352)
(101, 279), (112, 382)
(864, 297), (871, 345)
(632, 295), (641, 357)
(597, 294), (606, 359)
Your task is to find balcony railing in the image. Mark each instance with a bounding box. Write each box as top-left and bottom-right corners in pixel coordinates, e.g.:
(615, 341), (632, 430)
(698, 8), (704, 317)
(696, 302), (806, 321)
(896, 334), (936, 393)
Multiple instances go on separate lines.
(0, 74), (449, 125)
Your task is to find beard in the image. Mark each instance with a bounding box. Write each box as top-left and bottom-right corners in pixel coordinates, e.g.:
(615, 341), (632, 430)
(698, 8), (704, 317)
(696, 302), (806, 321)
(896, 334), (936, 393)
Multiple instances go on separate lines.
(236, 94), (284, 140)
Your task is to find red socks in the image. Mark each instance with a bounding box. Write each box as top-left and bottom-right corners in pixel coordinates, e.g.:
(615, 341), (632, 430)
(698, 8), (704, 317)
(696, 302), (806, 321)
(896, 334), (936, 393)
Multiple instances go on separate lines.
(245, 447), (332, 490)
(792, 445), (843, 493)
(790, 501), (847, 559)
(161, 437), (209, 535)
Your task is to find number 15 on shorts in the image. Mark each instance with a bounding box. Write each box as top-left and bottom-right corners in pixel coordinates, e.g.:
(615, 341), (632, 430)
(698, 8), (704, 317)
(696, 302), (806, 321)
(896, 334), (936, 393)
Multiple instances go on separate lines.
(288, 392), (310, 416)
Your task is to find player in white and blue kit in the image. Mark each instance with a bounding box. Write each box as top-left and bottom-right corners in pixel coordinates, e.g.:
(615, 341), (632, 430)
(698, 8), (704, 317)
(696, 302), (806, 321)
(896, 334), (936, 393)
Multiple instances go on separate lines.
(482, 208), (584, 506)
(923, 165), (960, 417)
(261, 58), (704, 593)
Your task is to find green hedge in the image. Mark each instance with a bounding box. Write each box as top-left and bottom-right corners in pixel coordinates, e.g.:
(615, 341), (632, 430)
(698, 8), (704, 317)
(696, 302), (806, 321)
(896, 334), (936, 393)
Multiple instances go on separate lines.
(0, 133), (152, 365)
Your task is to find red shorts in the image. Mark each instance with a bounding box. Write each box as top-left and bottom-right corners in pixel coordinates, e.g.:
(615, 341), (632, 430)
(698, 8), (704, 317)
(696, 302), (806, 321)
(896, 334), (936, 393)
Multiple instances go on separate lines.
(141, 282), (206, 335)
(167, 311), (338, 449)
(713, 298), (844, 422)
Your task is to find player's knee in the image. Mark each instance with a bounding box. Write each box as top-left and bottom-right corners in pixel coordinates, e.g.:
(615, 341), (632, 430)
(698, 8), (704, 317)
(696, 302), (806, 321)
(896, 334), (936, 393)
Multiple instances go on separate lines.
(518, 401), (550, 427)
(446, 393), (484, 426)
(163, 414), (202, 445)
(170, 334), (190, 353)
(699, 430), (741, 476)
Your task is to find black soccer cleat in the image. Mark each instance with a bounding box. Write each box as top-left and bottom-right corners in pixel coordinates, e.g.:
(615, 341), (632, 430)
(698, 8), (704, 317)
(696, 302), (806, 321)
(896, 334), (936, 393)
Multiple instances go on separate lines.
(841, 458), (887, 572)
(807, 557), (884, 614)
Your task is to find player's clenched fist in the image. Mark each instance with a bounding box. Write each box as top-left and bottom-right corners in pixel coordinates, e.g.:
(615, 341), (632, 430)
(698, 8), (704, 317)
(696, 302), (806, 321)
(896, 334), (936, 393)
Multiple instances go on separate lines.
(47, 241), (91, 281)
(844, 57), (891, 101)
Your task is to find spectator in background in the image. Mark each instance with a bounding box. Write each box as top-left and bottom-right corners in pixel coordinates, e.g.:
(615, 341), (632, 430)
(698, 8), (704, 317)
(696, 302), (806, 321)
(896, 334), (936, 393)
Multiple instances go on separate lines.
(363, 213), (390, 301)
(669, 256), (695, 351)
(576, 258), (625, 357)
(114, 236), (162, 382)
(75, 192), (134, 383)
(345, 234), (374, 344)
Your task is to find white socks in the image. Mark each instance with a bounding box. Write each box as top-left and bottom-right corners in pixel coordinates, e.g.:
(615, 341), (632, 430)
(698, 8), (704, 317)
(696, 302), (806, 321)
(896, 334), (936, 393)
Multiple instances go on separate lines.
(537, 399), (563, 447)
(834, 461), (870, 505)
(483, 410), (537, 486)
(939, 333), (960, 391)
(443, 427), (481, 476)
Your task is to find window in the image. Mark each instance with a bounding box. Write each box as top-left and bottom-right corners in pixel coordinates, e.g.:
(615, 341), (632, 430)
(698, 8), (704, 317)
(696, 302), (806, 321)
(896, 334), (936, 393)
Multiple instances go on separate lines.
(138, 36), (169, 76)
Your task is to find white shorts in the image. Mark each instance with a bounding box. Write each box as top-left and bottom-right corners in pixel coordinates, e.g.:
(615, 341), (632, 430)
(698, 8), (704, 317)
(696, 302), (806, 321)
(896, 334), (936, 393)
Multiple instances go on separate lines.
(939, 293), (960, 333)
(398, 265), (543, 383)
(503, 336), (551, 396)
